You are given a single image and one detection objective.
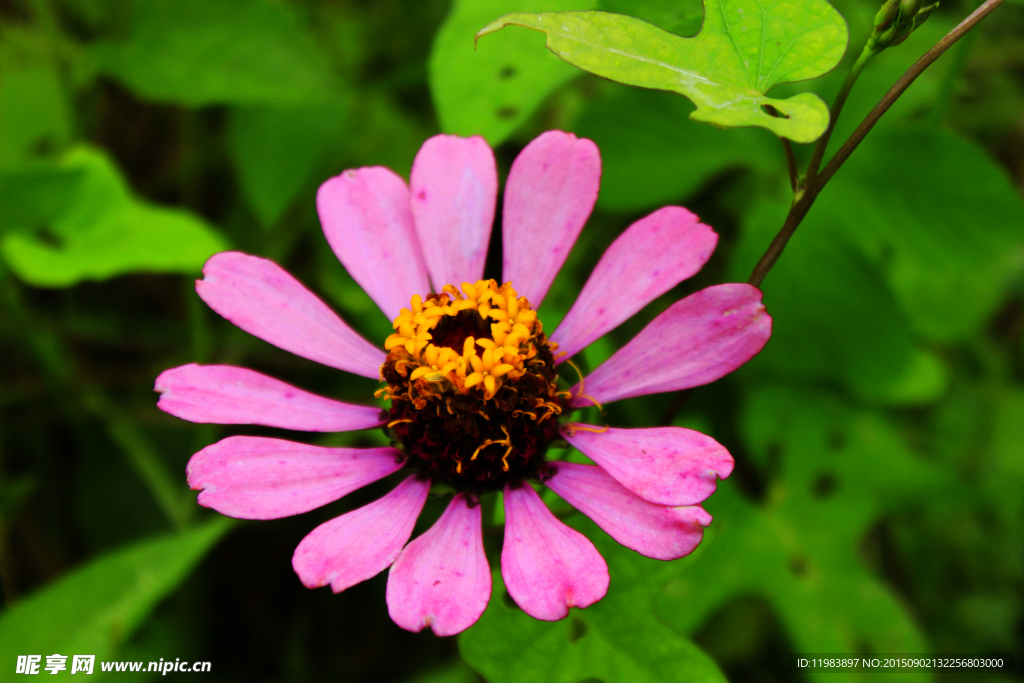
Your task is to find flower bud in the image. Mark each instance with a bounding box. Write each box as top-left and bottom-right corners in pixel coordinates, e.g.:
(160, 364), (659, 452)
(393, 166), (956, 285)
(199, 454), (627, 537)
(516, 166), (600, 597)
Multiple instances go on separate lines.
(868, 0), (939, 52)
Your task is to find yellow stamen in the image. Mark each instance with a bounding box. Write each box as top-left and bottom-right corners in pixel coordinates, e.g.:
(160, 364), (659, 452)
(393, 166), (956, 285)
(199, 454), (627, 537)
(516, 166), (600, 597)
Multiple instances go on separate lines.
(382, 280), (548, 403)
(564, 358), (585, 395)
(564, 423), (610, 437)
(470, 425), (512, 462)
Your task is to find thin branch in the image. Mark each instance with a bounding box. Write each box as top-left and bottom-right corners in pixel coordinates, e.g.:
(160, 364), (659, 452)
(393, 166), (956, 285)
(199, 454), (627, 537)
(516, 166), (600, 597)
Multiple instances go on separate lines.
(659, 388), (692, 426)
(781, 138), (799, 192)
(747, 0), (1003, 287)
(805, 50), (872, 181)
(748, 196), (812, 288)
(818, 0), (1004, 188)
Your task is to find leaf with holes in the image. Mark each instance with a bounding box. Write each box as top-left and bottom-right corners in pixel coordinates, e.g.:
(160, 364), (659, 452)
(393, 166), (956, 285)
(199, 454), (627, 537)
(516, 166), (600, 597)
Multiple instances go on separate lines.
(653, 386), (948, 681)
(430, 0), (599, 146)
(477, 3), (848, 142)
(459, 518), (726, 683)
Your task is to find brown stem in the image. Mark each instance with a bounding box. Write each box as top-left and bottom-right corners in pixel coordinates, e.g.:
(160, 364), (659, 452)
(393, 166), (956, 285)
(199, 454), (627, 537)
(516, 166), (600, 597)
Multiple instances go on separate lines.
(818, 0), (1004, 188)
(805, 49), (872, 182)
(747, 0), (1003, 288)
(658, 388), (692, 426)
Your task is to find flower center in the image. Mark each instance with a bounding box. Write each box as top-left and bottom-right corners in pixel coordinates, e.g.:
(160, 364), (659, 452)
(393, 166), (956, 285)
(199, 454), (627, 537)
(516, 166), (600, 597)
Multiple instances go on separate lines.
(378, 280), (567, 494)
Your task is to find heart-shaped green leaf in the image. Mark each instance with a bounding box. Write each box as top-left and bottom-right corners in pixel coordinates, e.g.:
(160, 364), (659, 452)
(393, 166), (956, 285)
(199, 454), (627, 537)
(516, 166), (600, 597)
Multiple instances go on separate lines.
(477, 4), (848, 142)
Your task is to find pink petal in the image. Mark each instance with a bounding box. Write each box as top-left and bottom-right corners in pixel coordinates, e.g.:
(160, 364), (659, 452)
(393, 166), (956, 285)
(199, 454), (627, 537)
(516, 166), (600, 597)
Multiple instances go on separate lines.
(501, 484), (609, 621)
(545, 462), (712, 560)
(196, 252), (384, 379)
(570, 283), (771, 406)
(560, 426), (733, 507)
(551, 207), (717, 362)
(501, 131), (600, 308)
(155, 364), (383, 432)
(293, 475), (430, 592)
(187, 436), (403, 520)
(410, 135), (497, 290)
(386, 495), (491, 636)
(317, 167), (431, 321)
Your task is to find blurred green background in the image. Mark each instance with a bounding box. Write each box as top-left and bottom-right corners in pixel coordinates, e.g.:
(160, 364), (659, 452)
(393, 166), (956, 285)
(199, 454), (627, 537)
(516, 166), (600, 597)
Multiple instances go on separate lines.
(1, 0), (1022, 681)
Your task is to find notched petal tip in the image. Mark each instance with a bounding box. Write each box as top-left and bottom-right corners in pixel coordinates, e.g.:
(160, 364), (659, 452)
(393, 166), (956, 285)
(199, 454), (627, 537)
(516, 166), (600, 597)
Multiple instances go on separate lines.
(546, 462), (715, 561)
(501, 484), (609, 621)
(154, 364), (383, 432)
(292, 476), (429, 595)
(561, 425), (733, 507)
(386, 494), (491, 636)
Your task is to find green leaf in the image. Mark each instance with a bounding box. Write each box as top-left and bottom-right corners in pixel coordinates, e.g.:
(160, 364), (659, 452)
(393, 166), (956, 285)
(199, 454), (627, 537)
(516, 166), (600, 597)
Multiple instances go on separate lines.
(1, 147), (228, 287)
(876, 349), (948, 406)
(460, 517), (726, 683)
(821, 126), (1024, 342)
(476, 3), (848, 142)
(0, 165), (85, 234)
(733, 126), (1023, 393)
(89, 0), (334, 107)
(732, 196), (917, 400)
(398, 661), (480, 683)
(227, 98), (351, 228)
(573, 86), (777, 212)
(0, 519), (231, 667)
(655, 387), (945, 682)
(992, 389), (1024, 481)
(599, 0), (704, 36)
(430, 0), (599, 146)
(0, 28), (72, 167)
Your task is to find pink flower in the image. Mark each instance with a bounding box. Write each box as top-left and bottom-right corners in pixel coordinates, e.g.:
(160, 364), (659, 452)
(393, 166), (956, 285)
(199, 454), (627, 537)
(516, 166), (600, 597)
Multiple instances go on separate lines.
(155, 131), (771, 636)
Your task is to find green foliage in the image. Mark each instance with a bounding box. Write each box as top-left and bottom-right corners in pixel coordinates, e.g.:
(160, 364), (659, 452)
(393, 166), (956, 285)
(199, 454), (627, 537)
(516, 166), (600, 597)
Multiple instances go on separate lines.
(476, 2), (848, 142)
(992, 390), (1024, 480)
(821, 126), (1024, 342)
(598, 0), (704, 36)
(2, 0), (1023, 680)
(736, 197), (919, 399)
(656, 386), (944, 682)
(0, 147), (228, 287)
(572, 86), (777, 212)
(399, 661), (481, 683)
(227, 99), (351, 228)
(0, 519), (231, 669)
(461, 519), (726, 683)
(732, 125), (1024, 399)
(430, 0), (599, 145)
(89, 0), (335, 106)
(0, 27), (72, 167)
(0, 166), (84, 234)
